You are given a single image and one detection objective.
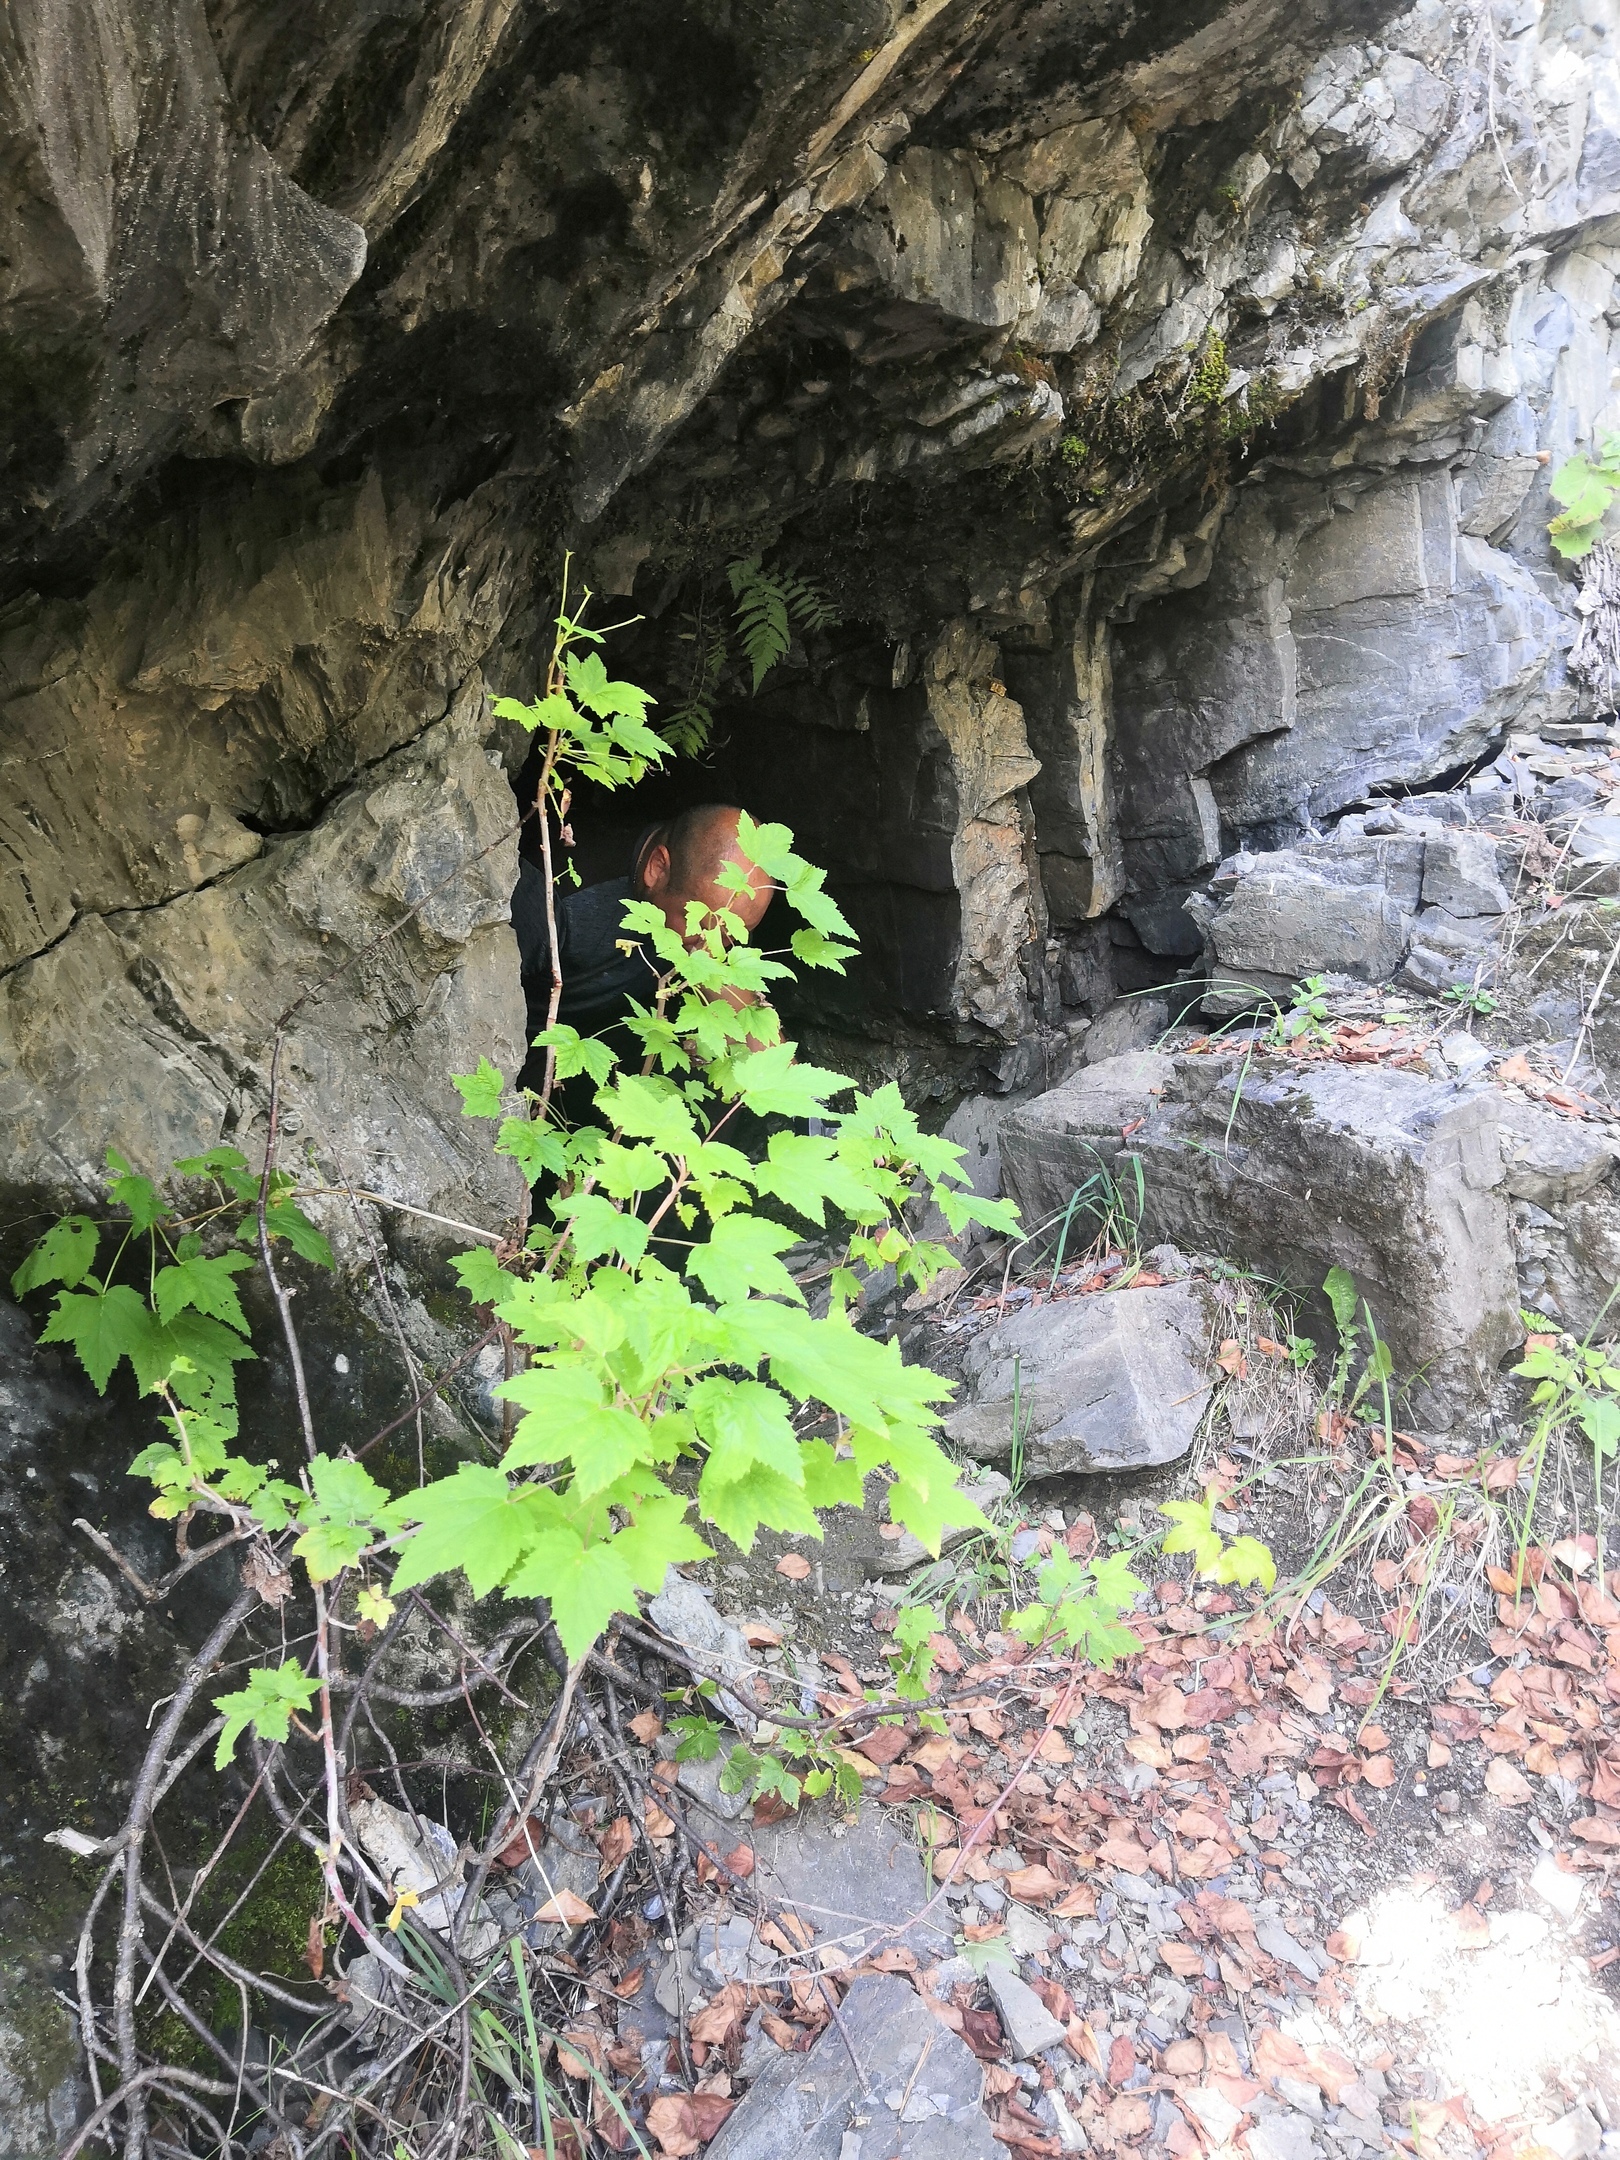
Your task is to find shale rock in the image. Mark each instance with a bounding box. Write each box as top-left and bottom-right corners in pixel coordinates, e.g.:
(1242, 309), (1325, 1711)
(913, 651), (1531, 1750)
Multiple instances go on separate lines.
(1134, 1061), (1521, 1427)
(999, 1052), (1174, 1234)
(1186, 822), (1513, 1015)
(702, 1972), (998, 2160)
(943, 1281), (1214, 1477)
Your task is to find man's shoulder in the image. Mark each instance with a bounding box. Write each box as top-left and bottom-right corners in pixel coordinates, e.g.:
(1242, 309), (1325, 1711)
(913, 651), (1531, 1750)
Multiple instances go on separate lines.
(557, 874), (637, 963)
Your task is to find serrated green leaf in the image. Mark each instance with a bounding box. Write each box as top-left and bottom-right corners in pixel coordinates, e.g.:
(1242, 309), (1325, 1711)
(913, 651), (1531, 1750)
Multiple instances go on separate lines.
(495, 1116), (568, 1182)
(156, 1310), (258, 1405)
(40, 1283), (162, 1393)
(502, 1525), (641, 1659)
(1212, 1534), (1276, 1592)
(609, 1490), (712, 1590)
(498, 1363), (651, 1493)
(552, 1192), (650, 1263)
(686, 1215), (803, 1305)
(105, 1149), (167, 1232)
(749, 1133), (886, 1227)
(12, 1216), (100, 1297)
(293, 1455), (391, 1582)
(213, 1661), (319, 1768)
(388, 1465), (561, 1597)
(152, 1249), (254, 1333)
(936, 1187), (1022, 1238)
(886, 1473), (986, 1558)
(253, 1201), (334, 1269)
(719, 1042), (851, 1120)
(671, 1714), (725, 1761)
(697, 1460), (820, 1551)
(799, 1438), (864, 1510)
(450, 1246), (522, 1308)
(564, 650), (657, 725)
(592, 1140), (669, 1200)
(533, 1025), (617, 1084)
(687, 1376), (801, 1487)
(453, 1057), (506, 1118)
(173, 1145), (252, 1180)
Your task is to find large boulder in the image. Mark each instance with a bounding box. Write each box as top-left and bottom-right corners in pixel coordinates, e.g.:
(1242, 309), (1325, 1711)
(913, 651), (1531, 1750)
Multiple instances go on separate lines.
(1132, 1059), (1521, 1429)
(1185, 821), (1512, 1015)
(998, 1051), (1174, 1237)
(943, 1280), (1214, 1476)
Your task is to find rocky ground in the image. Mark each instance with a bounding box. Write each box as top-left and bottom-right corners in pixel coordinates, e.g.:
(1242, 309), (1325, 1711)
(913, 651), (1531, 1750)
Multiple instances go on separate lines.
(476, 1361), (1620, 2160)
(470, 732), (1620, 2160)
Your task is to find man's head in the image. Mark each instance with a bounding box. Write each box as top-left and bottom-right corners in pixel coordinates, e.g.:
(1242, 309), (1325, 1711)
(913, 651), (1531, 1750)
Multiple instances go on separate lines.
(633, 804), (772, 939)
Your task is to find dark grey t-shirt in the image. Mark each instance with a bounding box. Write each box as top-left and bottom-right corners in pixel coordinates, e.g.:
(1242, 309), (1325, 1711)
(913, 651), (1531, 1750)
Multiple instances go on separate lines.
(511, 864), (663, 1041)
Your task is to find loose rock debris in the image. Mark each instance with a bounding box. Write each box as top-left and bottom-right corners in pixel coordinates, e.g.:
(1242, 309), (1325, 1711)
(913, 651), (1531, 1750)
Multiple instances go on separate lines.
(467, 1504), (1620, 2160)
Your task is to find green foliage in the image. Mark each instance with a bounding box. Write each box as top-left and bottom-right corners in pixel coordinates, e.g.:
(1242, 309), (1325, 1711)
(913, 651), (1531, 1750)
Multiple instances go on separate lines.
(1058, 434), (1088, 469)
(1160, 1494), (1277, 1591)
(1267, 974), (1332, 1048)
(1548, 433), (1620, 560)
(664, 556), (839, 755)
(18, 593), (1070, 1775)
(213, 1661), (320, 1768)
(1513, 1329), (1620, 1465)
(1187, 335), (1230, 409)
(1007, 1548), (1146, 1665)
(1441, 984), (1498, 1017)
(12, 1147), (331, 1544)
(888, 1601), (945, 1700)
(1322, 1266), (1394, 1420)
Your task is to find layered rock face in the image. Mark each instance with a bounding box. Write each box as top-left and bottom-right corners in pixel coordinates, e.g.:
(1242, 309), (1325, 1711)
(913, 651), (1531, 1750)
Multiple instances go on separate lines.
(3, 0), (1620, 1245)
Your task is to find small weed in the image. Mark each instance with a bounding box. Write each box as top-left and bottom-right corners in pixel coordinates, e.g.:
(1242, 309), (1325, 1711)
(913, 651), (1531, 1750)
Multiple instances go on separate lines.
(1267, 974), (1333, 1048)
(1441, 984), (1498, 1017)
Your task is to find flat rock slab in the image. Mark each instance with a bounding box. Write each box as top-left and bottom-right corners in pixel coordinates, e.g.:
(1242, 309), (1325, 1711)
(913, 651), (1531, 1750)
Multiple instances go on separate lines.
(1134, 1058), (1520, 1428)
(746, 1800), (954, 1967)
(942, 1280), (1213, 1477)
(999, 1051), (1175, 1235)
(702, 1973), (997, 2160)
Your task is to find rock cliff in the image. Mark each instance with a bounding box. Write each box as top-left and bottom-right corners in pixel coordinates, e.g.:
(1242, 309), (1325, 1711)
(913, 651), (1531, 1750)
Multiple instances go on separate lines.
(4, 0), (1620, 1244)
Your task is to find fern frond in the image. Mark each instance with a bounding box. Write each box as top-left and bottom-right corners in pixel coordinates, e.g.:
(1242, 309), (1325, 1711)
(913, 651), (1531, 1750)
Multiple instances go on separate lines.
(729, 558), (792, 692)
(661, 697), (716, 757)
(779, 571), (840, 633)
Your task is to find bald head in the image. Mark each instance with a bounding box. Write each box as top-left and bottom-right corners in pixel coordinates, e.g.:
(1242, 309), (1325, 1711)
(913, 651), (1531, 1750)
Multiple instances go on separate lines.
(634, 804), (772, 939)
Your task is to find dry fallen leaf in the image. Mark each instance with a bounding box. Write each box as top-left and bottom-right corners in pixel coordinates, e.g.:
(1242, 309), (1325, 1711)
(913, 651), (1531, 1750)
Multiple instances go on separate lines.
(533, 1887), (596, 1926)
(1003, 1864), (1062, 1905)
(597, 1816), (635, 1874)
(775, 1552), (812, 1581)
(644, 1804), (676, 1840)
(1215, 1339), (1248, 1378)
(1484, 1759), (1533, 1805)
(629, 1709), (664, 1746)
(1360, 1754), (1397, 1790)
(646, 2093), (735, 2158)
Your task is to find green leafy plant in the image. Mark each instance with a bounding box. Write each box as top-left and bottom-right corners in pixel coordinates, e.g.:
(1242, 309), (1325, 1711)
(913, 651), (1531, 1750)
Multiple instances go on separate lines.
(1160, 1491), (1277, 1591)
(1006, 1547), (1147, 1664)
(1323, 1263), (1394, 1422)
(12, 1144), (333, 1545)
(1548, 433), (1620, 560)
(14, 587), (1023, 1770)
(1267, 974), (1333, 1048)
(1058, 433), (1088, 469)
(1187, 334), (1230, 409)
(664, 555), (839, 754)
(1441, 984), (1498, 1017)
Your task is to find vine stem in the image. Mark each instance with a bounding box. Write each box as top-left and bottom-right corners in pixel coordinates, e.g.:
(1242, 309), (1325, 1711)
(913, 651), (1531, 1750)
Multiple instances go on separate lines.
(256, 1031), (318, 1464)
(111, 1584), (259, 2160)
